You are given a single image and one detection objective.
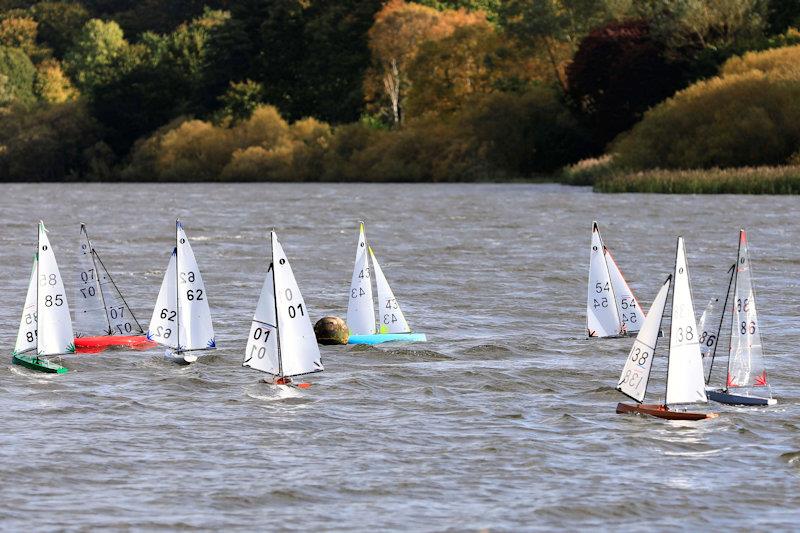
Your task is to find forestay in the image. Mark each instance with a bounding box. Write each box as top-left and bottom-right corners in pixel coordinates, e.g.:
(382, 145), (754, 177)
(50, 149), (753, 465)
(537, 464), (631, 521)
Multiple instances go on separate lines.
(370, 247), (411, 334)
(271, 231), (323, 377)
(347, 222), (375, 335)
(36, 222), (75, 356)
(175, 221), (215, 351)
(74, 226), (108, 337)
(606, 250), (642, 333)
(728, 230), (768, 388)
(587, 222), (621, 337)
(666, 237), (707, 405)
(147, 249), (179, 349)
(617, 276), (671, 402)
(243, 258), (280, 375)
(14, 258), (38, 355)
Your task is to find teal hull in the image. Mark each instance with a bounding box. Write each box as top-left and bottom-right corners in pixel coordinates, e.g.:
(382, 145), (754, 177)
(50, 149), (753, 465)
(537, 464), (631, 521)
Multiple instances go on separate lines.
(12, 353), (68, 374)
(348, 333), (427, 345)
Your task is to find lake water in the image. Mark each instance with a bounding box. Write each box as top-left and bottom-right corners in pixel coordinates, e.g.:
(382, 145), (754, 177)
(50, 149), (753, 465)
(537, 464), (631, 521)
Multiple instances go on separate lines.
(0, 183), (798, 530)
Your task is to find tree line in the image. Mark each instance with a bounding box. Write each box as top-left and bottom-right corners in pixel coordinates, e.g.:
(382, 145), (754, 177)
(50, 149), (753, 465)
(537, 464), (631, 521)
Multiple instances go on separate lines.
(1, 0), (799, 181)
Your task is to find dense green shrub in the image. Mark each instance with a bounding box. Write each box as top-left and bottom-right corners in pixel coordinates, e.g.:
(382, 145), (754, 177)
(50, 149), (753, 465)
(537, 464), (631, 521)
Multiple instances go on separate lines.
(614, 45), (800, 170)
(0, 44), (35, 105)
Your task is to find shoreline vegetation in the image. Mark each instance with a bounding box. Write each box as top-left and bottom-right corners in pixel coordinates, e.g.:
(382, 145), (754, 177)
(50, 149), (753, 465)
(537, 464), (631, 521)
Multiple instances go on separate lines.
(1, 2), (800, 193)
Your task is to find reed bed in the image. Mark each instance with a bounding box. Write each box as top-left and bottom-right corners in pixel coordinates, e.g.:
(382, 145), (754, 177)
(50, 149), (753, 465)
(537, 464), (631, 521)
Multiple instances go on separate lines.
(594, 165), (800, 194)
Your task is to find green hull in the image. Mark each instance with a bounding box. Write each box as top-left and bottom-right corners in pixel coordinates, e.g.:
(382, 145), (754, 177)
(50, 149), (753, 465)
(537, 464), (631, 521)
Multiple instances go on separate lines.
(12, 353), (68, 374)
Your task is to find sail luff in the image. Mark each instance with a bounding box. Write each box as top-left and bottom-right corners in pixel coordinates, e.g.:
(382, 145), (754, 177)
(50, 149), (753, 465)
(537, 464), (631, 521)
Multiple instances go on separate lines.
(36, 221), (75, 356)
(272, 231), (283, 376)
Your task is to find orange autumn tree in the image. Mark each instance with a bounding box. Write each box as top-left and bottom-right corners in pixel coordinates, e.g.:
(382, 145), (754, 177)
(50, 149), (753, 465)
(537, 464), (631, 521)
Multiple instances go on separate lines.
(366, 0), (487, 125)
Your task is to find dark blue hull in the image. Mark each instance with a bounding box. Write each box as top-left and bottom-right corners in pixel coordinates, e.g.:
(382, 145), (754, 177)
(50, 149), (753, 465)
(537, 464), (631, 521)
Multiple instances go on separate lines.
(706, 389), (777, 406)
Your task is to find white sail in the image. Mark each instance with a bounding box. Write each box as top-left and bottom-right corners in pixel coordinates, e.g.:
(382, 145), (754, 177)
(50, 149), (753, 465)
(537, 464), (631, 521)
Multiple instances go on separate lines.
(666, 237), (707, 405)
(243, 259), (280, 375)
(147, 249), (179, 349)
(74, 225), (108, 337)
(606, 249), (643, 333)
(370, 247), (411, 334)
(36, 222), (75, 356)
(14, 258), (38, 355)
(698, 295), (722, 379)
(728, 229), (768, 389)
(346, 222), (376, 335)
(617, 276), (671, 402)
(176, 221), (215, 351)
(587, 222), (622, 337)
(99, 265), (144, 336)
(272, 231), (323, 377)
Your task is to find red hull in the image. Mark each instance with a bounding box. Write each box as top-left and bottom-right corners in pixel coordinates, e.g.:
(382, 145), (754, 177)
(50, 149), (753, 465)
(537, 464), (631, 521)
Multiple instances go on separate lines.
(616, 402), (718, 421)
(75, 335), (158, 353)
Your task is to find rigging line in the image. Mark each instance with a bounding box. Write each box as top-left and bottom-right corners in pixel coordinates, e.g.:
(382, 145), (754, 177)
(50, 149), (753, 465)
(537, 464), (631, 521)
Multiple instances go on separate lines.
(643, 275), (671, 406)
(92, 250), (145, 333)
(707, 263), (735, 385)
(270, 233), (283, 377)
(726, 233), (744, 390)
(175, 220), (181, 353)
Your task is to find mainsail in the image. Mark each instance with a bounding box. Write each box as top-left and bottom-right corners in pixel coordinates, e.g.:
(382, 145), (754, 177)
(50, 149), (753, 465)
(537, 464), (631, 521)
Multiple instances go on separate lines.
(36, 222), (75, 356)
(175, 221), (215, 351)
(347, 222), (375, 335)
(665, 237), (707, 405)
(271, 231), (323, 377)
(74, 224), (143, 337)
(617, 276), (671, 402)
(587, 222), (622, 337)
(727, 229), (768, 388)
(370, 247), (411, 334)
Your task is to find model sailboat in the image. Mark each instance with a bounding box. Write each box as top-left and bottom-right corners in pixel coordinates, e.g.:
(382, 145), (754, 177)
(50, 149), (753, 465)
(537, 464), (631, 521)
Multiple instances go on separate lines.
(73, 224), (153, 351)
(243, 231), (323, 386)
(346, 222), (426, 345)
(12, 221), (75, 374)
(705, 230), (776, 406)
(147, 220), (215, 364)
(616, 237), (718, 420)
(588, 222), (643, 338)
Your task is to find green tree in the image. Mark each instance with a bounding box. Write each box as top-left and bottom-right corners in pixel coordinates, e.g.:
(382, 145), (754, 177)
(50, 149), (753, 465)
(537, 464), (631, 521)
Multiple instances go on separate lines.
(0, 45), (36, 105)
(218, 79), (264, 122)
(64, 18), (132, 91)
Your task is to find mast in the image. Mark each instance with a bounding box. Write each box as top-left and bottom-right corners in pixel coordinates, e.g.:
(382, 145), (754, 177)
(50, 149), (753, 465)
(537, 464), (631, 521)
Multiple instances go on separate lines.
(725, 231), (744, 390)
(175, 219), (181, 352)
(82, 224), (112, 335)
(271, 230), (283, 376)
(35, 221), (41, 358)
(706, 263), (735, 384)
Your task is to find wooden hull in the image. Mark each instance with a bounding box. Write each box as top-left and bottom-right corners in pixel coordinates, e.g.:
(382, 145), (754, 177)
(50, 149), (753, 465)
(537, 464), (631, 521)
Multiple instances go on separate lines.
(12, 353), (68, 374)
(616, 402), (718, 420)
(707, 389), (777, 406)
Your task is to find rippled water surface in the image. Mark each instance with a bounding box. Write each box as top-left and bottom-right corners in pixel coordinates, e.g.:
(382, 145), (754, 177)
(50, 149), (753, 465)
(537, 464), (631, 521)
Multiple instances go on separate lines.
(1, 183), (798, 530)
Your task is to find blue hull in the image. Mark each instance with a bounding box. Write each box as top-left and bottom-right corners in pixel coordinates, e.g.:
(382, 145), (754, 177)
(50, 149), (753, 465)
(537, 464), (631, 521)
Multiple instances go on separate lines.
(348, 333), (427, 345)
(707, 389), (777, 406)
